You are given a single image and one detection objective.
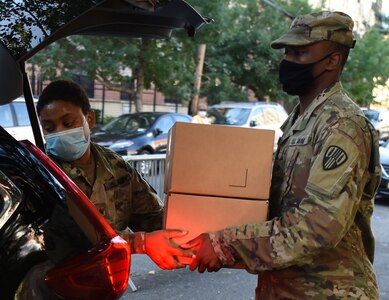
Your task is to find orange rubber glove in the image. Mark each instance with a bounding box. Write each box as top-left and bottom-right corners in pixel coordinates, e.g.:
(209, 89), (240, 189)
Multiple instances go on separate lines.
(145, 229), (195, 270)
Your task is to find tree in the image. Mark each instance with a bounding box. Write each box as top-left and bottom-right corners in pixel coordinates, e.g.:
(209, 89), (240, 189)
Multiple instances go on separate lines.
(28, 0), (388, 113)
(194, 0), (313, 111)
(342, 26), (389, 107)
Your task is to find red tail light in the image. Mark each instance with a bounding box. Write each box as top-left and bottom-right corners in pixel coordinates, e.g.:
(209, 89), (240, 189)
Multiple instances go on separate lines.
(45, 237), (131, 300)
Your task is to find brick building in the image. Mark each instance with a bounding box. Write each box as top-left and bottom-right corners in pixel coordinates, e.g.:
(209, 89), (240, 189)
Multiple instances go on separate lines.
(28, 71), (190, 124)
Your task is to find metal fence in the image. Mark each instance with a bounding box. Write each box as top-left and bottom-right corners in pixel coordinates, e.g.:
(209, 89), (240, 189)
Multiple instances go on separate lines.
(124, 154), (167, 202)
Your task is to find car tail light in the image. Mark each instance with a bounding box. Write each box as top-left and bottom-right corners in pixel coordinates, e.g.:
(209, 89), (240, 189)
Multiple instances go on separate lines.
(21, 140), (131, 299)
(45, 237), (130, 300)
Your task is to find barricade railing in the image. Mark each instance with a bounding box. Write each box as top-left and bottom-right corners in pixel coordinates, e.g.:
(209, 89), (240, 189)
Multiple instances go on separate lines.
(123, 154), (166, 202)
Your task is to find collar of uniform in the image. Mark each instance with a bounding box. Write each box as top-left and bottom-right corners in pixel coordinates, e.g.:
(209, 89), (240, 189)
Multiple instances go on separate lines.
(60, 160), (88, 183)
(297, 82), (342, 129)
(279, 82), (342, 143)
(90, 142), (115, 183)
(59, 143), (115, 185)
(280, 104), (300, 133)
(279, 104), (301, 144)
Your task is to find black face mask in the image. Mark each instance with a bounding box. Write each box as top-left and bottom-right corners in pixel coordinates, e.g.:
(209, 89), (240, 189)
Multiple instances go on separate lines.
(279, 52), (335, 96)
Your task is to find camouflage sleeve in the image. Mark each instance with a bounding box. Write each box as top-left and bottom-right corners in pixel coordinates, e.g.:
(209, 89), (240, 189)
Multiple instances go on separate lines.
(209, 117), (372, 271)
(126, 162), (164, 232)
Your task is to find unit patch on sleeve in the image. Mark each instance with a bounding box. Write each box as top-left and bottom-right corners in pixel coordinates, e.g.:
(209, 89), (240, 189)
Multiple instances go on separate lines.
(322, 145), (348, 170)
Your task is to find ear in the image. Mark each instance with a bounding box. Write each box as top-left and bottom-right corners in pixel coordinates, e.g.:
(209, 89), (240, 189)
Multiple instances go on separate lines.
(326, 52), (342, 71)
(87, 110), (96, 129)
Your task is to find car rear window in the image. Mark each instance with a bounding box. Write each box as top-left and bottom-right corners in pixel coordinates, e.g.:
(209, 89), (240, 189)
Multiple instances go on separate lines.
(0, 104), (13, 127)
(364, 110), (379, 122)
(13, 102), (31, 126)
(211, 107), (251, 125)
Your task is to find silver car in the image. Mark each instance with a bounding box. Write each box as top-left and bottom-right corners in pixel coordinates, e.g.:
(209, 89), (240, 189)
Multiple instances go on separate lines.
(363, 109), (389, 141)
(208, 101), (288, 151)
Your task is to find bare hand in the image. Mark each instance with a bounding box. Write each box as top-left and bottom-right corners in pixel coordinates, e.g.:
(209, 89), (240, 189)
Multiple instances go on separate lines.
(145, 229), (194, 270)
(181, 233), (222, 273)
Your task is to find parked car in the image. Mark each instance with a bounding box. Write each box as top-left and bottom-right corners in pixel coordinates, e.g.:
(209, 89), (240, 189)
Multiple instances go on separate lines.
(0, 1), (208, 299)
(0, 97), (38, 144)
(91, 112), (192, 156)
(208, 101), (288, 151)
(377, 140), (389, 198)
(363, 109), (389, 141)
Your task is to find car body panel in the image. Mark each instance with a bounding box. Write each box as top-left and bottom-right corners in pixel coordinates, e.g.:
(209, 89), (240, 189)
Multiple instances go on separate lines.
(0, 0), (208, 63)
(378, 141), (389, 198)
(0, 129), (131, 299)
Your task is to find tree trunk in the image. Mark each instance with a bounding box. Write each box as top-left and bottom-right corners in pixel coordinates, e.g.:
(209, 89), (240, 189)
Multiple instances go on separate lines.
(135, 67), (144, 112)
(191, 43), (207, 116)
(134, 39), (150, 112)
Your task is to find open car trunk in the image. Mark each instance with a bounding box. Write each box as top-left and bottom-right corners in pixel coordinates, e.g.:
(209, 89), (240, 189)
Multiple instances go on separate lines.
(0, 1), (209, 298)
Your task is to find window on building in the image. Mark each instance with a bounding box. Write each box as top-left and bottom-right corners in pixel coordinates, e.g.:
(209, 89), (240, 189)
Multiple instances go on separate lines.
(72, 74), (95, 98)
(164, 97), (179, 104)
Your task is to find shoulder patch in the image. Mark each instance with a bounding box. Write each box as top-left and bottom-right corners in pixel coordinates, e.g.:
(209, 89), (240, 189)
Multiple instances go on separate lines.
(323, 146), (348, 170)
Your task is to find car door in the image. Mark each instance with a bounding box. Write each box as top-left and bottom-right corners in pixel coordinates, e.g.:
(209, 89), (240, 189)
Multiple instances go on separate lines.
(250, 107), (265, 127)
(151, 115), (174, 153)
(381, 111), (389, 140)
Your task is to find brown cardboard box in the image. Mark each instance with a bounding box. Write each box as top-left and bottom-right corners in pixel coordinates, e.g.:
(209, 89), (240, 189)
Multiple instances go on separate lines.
(164, 123), (274, 199)
(164, 193), (269, 244)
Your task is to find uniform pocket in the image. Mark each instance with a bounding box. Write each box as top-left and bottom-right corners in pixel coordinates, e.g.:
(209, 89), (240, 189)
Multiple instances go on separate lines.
(280, 147), (300, 200)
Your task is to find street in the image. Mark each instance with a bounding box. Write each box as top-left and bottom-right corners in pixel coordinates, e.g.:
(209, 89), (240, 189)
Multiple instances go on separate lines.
(121, 197), (389, 300)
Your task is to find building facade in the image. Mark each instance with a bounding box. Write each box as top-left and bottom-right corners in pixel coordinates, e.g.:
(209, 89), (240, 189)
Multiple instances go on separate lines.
(308, 0), (380, 34)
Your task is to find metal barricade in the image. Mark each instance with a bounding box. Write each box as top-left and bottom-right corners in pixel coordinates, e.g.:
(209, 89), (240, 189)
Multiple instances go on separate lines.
(124, 154), (166, 202)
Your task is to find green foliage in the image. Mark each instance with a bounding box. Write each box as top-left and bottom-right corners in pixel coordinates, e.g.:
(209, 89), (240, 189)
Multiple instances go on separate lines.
(342, 26), (389, 106)
(197, 0), (312, 105)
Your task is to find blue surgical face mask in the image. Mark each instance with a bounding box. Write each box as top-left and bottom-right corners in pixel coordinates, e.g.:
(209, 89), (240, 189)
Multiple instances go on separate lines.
(44, 123), (90, 162)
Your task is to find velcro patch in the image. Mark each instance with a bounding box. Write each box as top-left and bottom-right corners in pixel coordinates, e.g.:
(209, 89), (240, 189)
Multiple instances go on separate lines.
(322, 146), (348, 170)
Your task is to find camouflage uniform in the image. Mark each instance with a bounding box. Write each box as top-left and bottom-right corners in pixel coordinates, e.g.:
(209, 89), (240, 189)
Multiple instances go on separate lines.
(209, 82), (381, 299)
(57, 142), (164, 232)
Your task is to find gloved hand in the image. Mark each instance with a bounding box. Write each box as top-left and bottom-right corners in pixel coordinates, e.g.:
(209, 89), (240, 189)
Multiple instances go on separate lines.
(145, 229), (195, 270)
(181, 233), (222, 273)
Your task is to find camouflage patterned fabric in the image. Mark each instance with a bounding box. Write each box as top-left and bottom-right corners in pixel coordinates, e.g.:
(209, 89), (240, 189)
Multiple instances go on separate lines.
(57, 142), (164, 232)
(209, 82), (381, 299)
(271, 11), (356, 49)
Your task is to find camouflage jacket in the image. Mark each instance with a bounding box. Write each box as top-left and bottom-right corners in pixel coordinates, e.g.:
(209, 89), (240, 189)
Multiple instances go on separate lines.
(56, 142), (164, 232)
(209, 82), (381, 299)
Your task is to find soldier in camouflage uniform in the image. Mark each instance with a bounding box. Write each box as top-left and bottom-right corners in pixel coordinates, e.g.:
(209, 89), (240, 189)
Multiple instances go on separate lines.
(181, 11), (381, 299)
(35, 79), (190, 268)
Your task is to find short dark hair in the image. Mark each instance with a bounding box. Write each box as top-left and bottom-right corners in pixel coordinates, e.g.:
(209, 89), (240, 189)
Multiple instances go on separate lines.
(37, 80), (91, 115)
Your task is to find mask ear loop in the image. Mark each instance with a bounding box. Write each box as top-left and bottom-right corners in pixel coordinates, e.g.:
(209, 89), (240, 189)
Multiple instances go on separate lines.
(312, 51), (338, 80)
(81, 115), (92, 143)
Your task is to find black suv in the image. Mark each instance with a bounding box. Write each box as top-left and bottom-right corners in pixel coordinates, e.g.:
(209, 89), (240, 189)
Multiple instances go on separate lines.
(0, 1), (208, 299)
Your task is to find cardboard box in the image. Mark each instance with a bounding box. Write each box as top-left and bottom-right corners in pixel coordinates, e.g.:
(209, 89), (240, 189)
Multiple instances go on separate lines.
(164, 193), (269, 244)
(164, 123), (274, 199)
